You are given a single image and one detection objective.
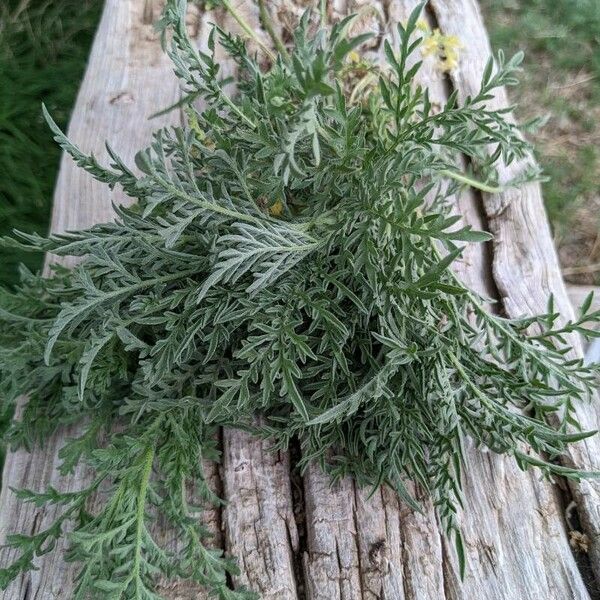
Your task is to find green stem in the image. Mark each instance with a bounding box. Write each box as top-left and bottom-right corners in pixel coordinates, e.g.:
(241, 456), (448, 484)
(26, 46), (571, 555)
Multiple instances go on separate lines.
(221, 0), (275, 62)
(320, 0), (327, 28)
(131, 443), (155, 592)
(258, 0), (290, 62)
(220, 90), (256, 129)
(0, 307), (53, 323)
(158, 177), (266, 226)
(440, 169), (502, 194)
(447, 350), (552, 434)
(158, 175), (318, 239)
(447, 351), (494, 409)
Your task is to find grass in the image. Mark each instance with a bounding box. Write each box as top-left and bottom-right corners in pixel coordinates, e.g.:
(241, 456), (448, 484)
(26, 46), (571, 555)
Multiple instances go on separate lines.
(0, 0), (102, 288)
(480, 0), (600, 284)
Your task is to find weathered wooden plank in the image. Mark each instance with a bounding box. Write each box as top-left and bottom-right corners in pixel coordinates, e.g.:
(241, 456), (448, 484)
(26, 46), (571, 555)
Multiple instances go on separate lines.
(221, 429), (299, 598)
(0, 1), (303, 597)
(431, 0), (600, 591)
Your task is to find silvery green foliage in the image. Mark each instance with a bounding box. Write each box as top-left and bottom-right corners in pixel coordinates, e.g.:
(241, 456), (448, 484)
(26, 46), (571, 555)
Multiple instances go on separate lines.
(1, 1), (599, 596)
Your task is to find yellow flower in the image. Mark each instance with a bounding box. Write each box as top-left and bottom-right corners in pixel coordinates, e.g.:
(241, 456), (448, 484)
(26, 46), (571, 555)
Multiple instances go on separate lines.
(420, 31), (440, 57)
(416, 19), (430, 33)
(420, 28), (463, 72)
(269, 199), (284, 217)
(348, 50), (361, 64)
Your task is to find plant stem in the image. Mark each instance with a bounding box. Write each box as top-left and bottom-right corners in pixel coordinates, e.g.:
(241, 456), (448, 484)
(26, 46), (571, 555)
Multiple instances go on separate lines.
(441, 169), (502, 194)
(320, 0), (327, 28)
(258, 0), (290, 62)
(221, 0), (275, 62)
(219, 89), (257, 129)
(131, 443), (155, 591)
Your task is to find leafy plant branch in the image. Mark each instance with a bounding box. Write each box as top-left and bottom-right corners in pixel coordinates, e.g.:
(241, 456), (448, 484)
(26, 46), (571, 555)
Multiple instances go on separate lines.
(0, 1), (598, 597)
